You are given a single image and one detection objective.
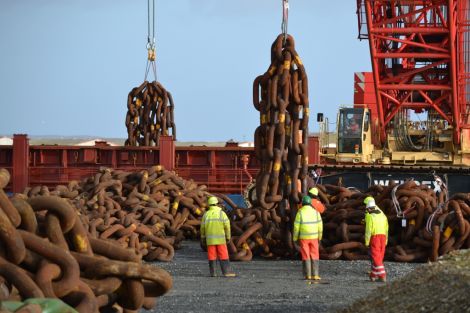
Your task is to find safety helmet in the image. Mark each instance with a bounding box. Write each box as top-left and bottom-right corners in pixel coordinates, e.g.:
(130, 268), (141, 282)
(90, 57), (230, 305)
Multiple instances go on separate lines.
(302, 195), (312, 206)
(309, 187), (319, 197)
(207, 196), (218, 206)
(363, 196), (374, 205)
(366, 199), (376, 209)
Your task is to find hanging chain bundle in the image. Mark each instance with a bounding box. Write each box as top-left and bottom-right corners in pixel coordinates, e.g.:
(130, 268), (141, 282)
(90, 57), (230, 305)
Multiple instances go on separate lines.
(253, 33), (310, 210)
(125, 81), (176, 146)
(125, 0), (176, 146)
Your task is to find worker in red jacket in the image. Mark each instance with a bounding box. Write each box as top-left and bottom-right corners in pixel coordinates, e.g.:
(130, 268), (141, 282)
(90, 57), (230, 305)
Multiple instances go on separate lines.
(200, 196), (236, 277)
(308, 187), (326, 214)
(364, 197), (389, 282)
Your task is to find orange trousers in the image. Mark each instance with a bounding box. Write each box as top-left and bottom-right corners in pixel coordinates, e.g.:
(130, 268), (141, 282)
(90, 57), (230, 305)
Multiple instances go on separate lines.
(369, 234), (386, 279)
(299, 239), (319, 260)
(207, 244), (229, 261)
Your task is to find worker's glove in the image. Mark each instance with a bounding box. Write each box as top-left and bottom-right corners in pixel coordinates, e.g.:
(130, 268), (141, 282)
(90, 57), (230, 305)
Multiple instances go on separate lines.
(200, 240), (207, 251)
(293, 241), (300, 251)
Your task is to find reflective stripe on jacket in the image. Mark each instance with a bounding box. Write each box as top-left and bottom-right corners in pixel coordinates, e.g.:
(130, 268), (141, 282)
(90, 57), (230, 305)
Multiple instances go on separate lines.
(293, 205), (323, 241)
(365, 206), (389, 246)
(200, 205), (231, 245)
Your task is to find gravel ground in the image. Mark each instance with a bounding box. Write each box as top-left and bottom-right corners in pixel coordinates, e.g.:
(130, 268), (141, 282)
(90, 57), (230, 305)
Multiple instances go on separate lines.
(144, 241), (419, 313)
(339, 249), (470, 313)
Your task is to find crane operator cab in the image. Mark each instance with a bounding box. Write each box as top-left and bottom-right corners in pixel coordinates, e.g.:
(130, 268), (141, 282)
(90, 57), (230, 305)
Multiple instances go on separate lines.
(336, 107), (373, 163)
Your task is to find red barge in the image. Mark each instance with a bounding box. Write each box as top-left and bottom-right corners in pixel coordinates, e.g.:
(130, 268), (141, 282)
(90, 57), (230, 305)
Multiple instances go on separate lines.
(0, 134), (320, 194)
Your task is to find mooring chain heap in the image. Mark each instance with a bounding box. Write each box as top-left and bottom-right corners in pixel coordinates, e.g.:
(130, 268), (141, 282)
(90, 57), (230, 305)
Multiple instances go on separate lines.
(220, 180), (470, 262)
(24, 166), (209, 262)
(125, 81), (176, 146)
(253, 34), (309, 210)
(316, 181), (470, 262)
(0, 169), (172, 313)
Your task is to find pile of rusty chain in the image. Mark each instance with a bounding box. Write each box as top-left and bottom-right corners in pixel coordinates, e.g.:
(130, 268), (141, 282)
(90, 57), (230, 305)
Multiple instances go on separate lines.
(0, 168), (172, 312)
(24, 166), (209, 262)
(222, 181), (470, 262)
(125, 81), (176, 146)
(252, 34), (309, 210)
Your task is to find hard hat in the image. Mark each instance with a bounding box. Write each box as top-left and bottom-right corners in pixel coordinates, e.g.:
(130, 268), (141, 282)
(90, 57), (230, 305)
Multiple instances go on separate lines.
(366, 199), (376, 209)
(363, 196), (374, 205)
(207, 196), (218, 206)
(309, 187), (319, 196)
(302, 195), (312, 206)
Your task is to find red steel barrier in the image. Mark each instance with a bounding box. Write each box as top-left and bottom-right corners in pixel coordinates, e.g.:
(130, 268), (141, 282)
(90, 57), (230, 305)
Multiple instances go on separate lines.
(1, 135), (319, 194)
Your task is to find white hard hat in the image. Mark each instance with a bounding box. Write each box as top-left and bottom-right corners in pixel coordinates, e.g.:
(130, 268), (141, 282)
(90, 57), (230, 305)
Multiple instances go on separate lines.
(366, 199), (376, 208)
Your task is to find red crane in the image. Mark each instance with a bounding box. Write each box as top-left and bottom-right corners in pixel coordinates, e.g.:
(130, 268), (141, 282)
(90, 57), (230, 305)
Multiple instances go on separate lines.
(357, 0), (470, 150)
(315, 1), (470, 193)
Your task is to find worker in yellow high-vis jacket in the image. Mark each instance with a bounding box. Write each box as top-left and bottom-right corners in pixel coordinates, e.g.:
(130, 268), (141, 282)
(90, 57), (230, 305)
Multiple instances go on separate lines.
(364, 196), (389, 282)
(293, 195), (323, 280)
(200, 196), (236, 277)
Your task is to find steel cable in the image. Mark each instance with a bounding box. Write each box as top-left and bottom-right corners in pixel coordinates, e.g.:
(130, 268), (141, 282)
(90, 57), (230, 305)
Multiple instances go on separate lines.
(281, 0), (289, 45)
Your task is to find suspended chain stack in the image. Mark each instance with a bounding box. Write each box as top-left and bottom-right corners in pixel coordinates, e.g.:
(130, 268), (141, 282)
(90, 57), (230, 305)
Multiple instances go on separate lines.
(222, 181), (470, 262)
(23, 166), (209, 262)
(125, 81), (176, 146)
(253, 34), (309, 210)
(0, 169), (172, 313)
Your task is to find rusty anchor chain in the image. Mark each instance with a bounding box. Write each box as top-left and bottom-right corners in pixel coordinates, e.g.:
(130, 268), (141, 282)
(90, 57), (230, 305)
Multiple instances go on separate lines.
(23, 166), (209, 262)
(253, 33), (309, 210)
(221, 180), (470, 263)
(125, 81), (176, 146)
(0, 169), (172, 312)
(125, 0), (176, 147)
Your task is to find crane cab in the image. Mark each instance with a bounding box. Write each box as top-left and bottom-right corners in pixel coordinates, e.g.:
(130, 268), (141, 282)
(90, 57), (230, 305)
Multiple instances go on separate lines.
(335, 107), (374, 164)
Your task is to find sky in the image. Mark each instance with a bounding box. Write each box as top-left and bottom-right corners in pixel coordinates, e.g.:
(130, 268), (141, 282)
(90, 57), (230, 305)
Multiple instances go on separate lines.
(0, 0), (371, 142)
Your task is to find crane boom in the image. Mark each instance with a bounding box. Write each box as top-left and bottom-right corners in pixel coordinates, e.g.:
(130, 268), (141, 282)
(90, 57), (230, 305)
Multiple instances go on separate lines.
(356, 0), (470, 149)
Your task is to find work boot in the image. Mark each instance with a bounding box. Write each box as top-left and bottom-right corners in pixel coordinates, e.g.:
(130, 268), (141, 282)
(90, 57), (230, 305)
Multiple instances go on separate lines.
(370, 276), (377, 282)
(220, 260), (236, 277)
(209, 260), (217, 277)
(378, 276), (387, 282)
(303, 260), (312, 280)
(312, 260), (321, 280)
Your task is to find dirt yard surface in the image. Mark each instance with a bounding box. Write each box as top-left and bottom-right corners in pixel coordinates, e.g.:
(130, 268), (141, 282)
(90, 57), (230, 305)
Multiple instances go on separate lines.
(340, 249), (470, 313)
(144, 241), (419, 313)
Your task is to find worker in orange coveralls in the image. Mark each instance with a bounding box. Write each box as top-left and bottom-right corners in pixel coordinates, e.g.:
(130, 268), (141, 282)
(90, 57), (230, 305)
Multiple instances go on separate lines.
(200, 196), (236, 277)
(308, 187), (326, 214)
(364, 197), (389, 282)
(293, 195), (323, 280)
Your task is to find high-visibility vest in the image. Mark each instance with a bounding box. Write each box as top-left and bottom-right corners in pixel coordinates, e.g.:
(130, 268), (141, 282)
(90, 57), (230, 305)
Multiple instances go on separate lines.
(200, 205), (231, 245)
(293, 205), (323, 241)
(311, 198), (326, 214)
(365, 206), (389, 246)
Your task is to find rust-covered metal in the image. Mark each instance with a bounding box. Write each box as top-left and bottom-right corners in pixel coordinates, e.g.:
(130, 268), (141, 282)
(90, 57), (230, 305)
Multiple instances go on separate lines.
(24, 165), (209, 262)
(224, 180), (470, 262)
(125, 81), (176, 146)
(0, 169), (172, 312)
(253, 34), (309, 210)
